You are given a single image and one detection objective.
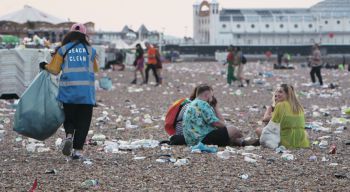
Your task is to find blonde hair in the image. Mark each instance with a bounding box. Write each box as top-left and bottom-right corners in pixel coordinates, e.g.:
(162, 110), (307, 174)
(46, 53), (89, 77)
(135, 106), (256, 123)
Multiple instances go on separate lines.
(280, 84), (304, 114)
(272, 91), (277, 107)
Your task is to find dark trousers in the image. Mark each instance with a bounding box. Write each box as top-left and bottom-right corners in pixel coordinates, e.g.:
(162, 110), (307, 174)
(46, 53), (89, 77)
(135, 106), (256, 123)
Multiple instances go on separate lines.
(145, 64), (159, 84)
(310, 66), (323, 85)
(63, 103), (93, 150)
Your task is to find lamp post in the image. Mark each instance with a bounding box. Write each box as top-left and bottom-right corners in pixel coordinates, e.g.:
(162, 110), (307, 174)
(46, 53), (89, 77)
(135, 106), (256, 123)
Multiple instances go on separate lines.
(159, 27), (165, 52)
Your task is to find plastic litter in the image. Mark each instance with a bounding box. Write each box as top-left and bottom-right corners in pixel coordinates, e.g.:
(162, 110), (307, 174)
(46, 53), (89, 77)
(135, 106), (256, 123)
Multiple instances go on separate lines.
(156, 159), (167, 163)
(244, 146), (258, 151)
(242, 153), (262, 159)
(37, 147), (50, 153)
(133, 156), (146, 160)
(190, 142), (218, 153)
(127, 87), (144, 93)
(117, 139), (159, 150)
(161, 145), (171, 151)
(266, 158), (276, 164)
(281, 154), (294, 161)
(244, 156), (257, 163)
(259, 71), (274, 78)
(336, 126), (347, 131)
(334, 173), (348, 179)
(55, 138), (62, 149)
(2, 118), (10, 124)
(104, 141), (120, 153)
(318, 136), (331, 140)
(81, 179), (99, 188)
(224, 146), (237, 154)
(312, 111), (321, 117)
(83, 160), (93, 165)
(329, 163), (338, 166)
(99, 76), (113, 91)
(45, 169), (58, 174)
(331, 117), (349, 125)
(343, 108), (350, 115)
(239, 174), (249, 180)
(174, 159), (189, 166)
(319, 140), (329, 148)
(92, 134), (106, 142)
(217, 151), (231, 160)
(125, 120), (139, 129)
(14, 136), (22, 142)
(275, 146), (287, 153)
(309, 155), (317, 161)
(305, 123), (331, 132)
(234, 90), (242, 96)
(26, 143), (36, 152)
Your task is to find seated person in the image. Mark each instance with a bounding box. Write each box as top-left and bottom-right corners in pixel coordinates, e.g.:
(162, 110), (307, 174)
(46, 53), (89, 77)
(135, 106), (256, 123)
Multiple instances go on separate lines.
(170, 86), (224, 145)
(257, 84), (310, 148)
(183, 84), (257, 147)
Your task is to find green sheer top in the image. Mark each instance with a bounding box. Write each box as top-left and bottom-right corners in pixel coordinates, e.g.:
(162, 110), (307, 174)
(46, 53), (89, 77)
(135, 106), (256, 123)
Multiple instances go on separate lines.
(272, 101), (310, 148)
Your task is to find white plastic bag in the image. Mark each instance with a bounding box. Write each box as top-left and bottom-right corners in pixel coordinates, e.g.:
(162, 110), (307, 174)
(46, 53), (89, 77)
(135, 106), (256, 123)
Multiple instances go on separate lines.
(259, 120), (280, 149)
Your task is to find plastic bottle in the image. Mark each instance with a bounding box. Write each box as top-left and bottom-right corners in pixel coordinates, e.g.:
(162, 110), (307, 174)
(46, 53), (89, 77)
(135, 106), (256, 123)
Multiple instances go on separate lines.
(217, 151), (231, 160)
(81, 179), (99, 188)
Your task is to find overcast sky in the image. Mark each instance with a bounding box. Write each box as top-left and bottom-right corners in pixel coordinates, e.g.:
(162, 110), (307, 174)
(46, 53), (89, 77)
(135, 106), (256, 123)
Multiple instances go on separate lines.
(0, 0), (322, 37)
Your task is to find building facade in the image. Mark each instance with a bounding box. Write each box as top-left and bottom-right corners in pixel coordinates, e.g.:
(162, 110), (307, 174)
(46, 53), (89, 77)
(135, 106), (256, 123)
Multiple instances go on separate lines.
(0, 5), (95, 43)
(193, 0), (350, 46)
(91, 25), (160, 46)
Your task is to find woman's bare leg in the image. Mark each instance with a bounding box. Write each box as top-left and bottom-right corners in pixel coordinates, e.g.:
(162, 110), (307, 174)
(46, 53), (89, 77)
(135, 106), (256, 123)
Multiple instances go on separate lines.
(226, 127), (243, 146)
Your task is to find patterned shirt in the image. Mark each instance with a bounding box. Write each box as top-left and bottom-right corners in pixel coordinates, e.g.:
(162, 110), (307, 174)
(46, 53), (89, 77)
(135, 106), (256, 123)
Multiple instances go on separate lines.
(175, 102), (190, 135)
(183, 99), (219, 146)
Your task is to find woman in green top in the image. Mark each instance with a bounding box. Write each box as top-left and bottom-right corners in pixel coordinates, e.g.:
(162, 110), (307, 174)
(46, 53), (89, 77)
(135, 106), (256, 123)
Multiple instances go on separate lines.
(257, 84), (310, 148)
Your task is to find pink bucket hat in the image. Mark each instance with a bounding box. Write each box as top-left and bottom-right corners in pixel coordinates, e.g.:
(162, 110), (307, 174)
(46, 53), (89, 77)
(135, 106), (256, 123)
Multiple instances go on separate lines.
(70, 23), (87, 35)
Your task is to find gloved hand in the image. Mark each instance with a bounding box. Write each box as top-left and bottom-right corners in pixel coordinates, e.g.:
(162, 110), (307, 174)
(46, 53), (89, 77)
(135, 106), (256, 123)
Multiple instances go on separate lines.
(39, 62), (47, 70)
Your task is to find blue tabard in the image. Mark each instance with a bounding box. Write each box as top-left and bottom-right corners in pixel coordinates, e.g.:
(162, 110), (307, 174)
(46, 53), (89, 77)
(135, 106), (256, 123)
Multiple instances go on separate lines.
(57, 42), (96, 105)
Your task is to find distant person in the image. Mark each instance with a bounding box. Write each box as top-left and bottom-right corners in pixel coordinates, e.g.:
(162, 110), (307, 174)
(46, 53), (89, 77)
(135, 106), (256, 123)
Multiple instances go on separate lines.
(183, 84), (259, 147)
(111, 51), (125, 71)
(235, 46), (249, 87)
(256, 84), (310, 149)
(131, 44), (145, 84)
(144, 43), (160, 86)
(310, 44), (323, 86)
(40, 23), (99, 159)
(155, 49), (163, 85)
(283, 53), (291, 66)
(225, 45), (236, 85)
(277, 52), (283, 66)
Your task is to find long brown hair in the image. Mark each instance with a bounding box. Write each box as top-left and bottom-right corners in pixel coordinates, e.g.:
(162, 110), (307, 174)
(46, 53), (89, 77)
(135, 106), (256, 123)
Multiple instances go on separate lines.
(61, 31), (90, 46)
(189, 84), (217, 107)
(280, 84), (303, 114)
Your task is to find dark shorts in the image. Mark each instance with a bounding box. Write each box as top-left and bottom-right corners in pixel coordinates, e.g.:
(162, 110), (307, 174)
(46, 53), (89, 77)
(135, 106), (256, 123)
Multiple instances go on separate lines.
(202, 128), (230, 147)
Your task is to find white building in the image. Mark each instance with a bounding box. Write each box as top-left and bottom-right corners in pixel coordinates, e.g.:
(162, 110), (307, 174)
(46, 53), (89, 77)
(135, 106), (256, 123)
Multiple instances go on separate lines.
(193, 0), (350, 46)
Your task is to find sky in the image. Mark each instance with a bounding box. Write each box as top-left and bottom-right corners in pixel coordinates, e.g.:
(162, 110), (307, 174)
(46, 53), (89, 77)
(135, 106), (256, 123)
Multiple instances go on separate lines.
(0, 0), (322, 37)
